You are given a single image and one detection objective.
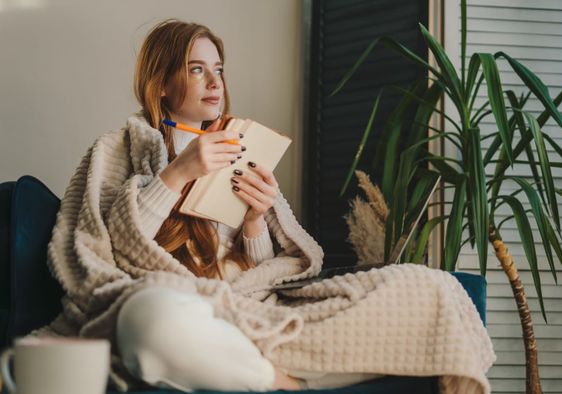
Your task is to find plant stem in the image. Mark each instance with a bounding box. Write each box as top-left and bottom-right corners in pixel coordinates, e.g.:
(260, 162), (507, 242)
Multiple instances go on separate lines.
(489, 226), (542, 394)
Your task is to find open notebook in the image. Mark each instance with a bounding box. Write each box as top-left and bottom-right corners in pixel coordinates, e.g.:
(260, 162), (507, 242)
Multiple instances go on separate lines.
(178, 118), (292, 228)
(273, 175), (441, 290)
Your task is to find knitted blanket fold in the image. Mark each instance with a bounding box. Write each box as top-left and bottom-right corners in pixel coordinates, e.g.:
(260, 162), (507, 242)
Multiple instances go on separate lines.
(37, 112), (495, 393)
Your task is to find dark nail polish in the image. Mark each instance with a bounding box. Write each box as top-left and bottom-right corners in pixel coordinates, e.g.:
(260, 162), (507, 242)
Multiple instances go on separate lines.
(237, 155), (242, 159)
(241, 146), (246, 152)
(230, 160), (235, 164)
(234, 169), (243, 176)
(248, 161), (256, 168)
(231, 177), (239, 184)
(232, 185), (240, 192)
(239, 133), (244, 139)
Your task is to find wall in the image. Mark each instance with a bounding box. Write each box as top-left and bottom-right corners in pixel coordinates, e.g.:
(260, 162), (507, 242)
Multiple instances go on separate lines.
(0, 0), (305, 219)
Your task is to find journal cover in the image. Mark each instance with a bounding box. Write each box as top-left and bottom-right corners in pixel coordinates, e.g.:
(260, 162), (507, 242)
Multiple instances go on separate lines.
(178, 118), (292, 228)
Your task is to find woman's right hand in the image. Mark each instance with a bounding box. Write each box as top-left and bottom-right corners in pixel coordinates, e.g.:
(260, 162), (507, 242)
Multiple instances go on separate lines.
(160, 119), (244, 193)
(175, 128), (243, 180)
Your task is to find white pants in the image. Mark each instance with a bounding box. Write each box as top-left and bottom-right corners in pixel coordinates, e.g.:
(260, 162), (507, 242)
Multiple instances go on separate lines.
(116, 287), (382, 392)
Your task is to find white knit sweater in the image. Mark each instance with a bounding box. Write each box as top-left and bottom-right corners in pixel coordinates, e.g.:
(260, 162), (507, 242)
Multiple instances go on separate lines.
(37, 112), (496, 393)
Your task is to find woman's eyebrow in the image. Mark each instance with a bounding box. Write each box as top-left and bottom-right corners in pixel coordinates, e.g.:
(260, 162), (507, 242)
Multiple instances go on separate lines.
(188, 60), (223, 66)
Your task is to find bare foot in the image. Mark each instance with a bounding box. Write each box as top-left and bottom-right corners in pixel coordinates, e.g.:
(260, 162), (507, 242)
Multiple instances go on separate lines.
(272, 367), (303, 390)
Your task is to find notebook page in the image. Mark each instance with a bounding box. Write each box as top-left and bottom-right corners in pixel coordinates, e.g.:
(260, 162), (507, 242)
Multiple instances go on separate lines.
(191, 120), (291, 228)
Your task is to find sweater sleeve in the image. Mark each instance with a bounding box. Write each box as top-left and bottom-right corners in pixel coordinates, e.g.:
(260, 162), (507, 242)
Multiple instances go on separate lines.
(243, 225), (275, 264)
(137, 174), (181, 239)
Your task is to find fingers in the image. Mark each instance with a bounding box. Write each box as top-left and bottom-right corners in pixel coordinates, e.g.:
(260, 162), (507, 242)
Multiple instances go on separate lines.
(246, 162), (279, 188)
(196, 135), (243, 171)
(204, 129), (242, 144)
(232, 184), (270, 213)
(209, 142), (245, 154)
(230, 165), (278, 209)
(232, 171), (277, 199)
(211, 153), (242, 164)
(204, 159), (237, 173)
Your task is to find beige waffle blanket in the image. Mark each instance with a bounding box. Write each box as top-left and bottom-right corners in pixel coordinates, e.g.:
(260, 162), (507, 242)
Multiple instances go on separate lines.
(36, 113), (495, 393)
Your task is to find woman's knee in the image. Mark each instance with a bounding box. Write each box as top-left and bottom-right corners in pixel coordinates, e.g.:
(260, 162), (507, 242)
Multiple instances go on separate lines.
(116, 287), (213, 381)
(115, 286), (275, 391)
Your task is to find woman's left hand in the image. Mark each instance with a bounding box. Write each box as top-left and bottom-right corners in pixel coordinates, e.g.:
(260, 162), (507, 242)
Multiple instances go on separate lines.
(230, 161), (279, 226)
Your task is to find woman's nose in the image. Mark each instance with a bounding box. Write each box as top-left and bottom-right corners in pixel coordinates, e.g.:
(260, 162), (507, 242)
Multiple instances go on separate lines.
(207, 74), (221, 89)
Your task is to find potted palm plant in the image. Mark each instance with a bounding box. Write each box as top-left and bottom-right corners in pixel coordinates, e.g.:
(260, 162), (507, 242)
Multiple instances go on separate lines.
(333, 1), (562, 393)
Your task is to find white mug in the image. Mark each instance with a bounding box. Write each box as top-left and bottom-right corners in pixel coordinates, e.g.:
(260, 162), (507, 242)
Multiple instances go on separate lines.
(0, 337), (110, 394)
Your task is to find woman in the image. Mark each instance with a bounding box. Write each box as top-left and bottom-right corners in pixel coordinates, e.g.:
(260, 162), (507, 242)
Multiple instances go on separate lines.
(136, 20), (279, 281)
(114, 19), (305, 391)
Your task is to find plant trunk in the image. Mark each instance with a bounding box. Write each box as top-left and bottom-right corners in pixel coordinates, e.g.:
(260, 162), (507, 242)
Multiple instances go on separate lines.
(489, 227), (542, 394)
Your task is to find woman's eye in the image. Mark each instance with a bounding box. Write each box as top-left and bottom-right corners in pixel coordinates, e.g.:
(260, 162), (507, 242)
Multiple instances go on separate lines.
(190, 67), (223, 76)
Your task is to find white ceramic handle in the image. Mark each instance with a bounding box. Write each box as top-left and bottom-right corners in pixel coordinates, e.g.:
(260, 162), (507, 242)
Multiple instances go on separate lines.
(0, 348), (16, 393)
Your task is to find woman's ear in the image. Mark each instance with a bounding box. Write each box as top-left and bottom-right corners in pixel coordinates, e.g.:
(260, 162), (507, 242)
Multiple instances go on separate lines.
(161, 90), (166, 97)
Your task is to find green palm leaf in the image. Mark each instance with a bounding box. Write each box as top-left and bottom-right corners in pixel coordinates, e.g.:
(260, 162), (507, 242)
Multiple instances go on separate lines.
(498, 52), (562, 129)
(378, 85), (420, 200)
(425, 153), (464, 185)
(478, 53), (513, 164)
(330, 37), (440, 98)
(443, 178), (467, 271)
(509, 177), (557, 285)
(467, 128), (489, 276)
(460, 0), (467, 88)
(405, 170), (441, 228)
(523, 111), (560, 231)
(505, 91), (546, 207)
(419, 24), (463, 112)
(386, 153), (414, 259)
(545, 218), (562, 273)
(465, 53), (481, 102)
(339, 91), (382, 196)
(411, 217), (444, 263)
(487, 91), (562, 203)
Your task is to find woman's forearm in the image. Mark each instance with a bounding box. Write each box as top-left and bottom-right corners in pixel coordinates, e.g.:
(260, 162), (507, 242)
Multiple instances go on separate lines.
(243, 215), (266, 238)
(159, 161), (194, 194)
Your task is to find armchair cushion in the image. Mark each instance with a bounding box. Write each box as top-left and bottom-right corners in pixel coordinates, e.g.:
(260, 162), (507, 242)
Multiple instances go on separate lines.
(0, 181), (15, 346)
(450, 271), (487, 325)
(0, 176), (64, 348)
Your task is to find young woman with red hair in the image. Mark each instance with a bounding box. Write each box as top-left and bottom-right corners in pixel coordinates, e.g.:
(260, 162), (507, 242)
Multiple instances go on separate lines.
(115, 19), (304, 391)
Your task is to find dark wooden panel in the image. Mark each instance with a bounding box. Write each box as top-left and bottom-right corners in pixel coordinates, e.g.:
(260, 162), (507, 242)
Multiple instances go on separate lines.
(304, 0), (429, 268)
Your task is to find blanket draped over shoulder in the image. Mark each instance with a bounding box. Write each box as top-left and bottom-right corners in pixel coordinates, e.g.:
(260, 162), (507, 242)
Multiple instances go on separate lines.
(36, 113), (495, 393)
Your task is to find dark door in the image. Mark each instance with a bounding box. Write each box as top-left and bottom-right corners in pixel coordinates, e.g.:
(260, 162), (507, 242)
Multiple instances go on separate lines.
(304, 0), (429, 267)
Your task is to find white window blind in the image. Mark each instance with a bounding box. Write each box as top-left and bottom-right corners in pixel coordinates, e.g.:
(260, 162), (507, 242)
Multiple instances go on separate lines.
(444, 0), (562, 392)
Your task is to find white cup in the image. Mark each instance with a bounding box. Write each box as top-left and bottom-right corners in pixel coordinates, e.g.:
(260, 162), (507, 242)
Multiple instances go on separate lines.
(0, 337), (110, 394)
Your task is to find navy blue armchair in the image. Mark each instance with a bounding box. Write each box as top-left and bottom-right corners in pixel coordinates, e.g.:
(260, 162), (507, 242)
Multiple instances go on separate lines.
(0, 175), (487, 393)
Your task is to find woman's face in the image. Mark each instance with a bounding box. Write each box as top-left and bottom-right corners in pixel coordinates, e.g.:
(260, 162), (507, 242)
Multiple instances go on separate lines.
(167, 37), (224, 125)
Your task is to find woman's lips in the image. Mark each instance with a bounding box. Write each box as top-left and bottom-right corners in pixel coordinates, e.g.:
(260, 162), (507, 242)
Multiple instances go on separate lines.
(202, 99), (220, 105)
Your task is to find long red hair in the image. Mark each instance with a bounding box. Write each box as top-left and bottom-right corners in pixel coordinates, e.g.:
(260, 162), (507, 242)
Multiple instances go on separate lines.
(134, 19), (255, 279)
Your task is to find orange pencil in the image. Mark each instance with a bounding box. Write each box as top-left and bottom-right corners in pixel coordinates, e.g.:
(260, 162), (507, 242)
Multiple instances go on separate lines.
(162, 119), (239, 145)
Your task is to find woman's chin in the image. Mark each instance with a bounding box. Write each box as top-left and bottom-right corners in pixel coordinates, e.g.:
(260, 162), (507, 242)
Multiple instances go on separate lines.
(190, 108), (221, 123)
(204, 111), (221, 121)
